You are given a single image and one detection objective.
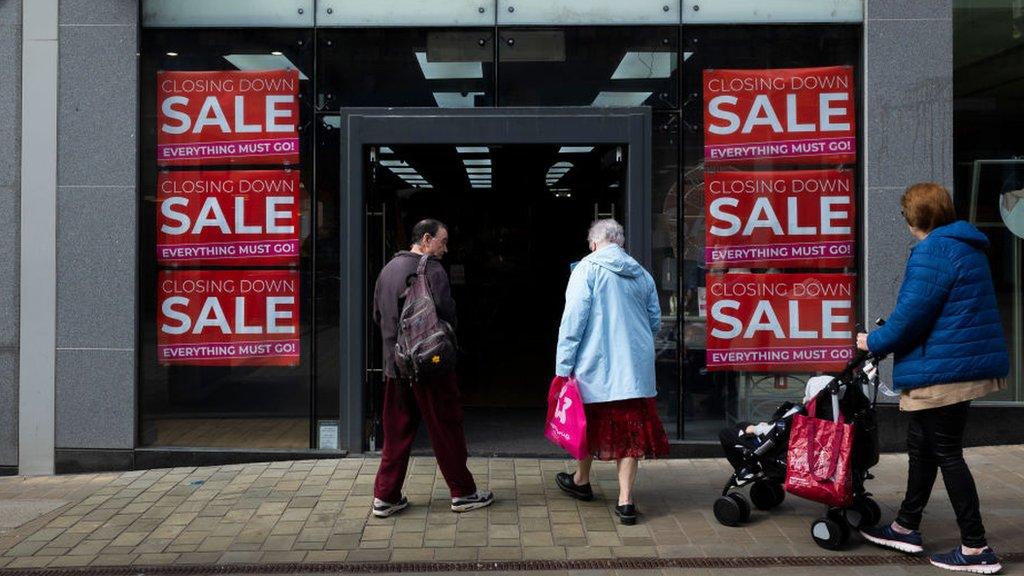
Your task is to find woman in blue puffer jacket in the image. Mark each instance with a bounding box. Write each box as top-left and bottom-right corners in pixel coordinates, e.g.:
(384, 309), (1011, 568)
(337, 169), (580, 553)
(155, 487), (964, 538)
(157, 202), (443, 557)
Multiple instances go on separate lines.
(856, 183), (1009, 574)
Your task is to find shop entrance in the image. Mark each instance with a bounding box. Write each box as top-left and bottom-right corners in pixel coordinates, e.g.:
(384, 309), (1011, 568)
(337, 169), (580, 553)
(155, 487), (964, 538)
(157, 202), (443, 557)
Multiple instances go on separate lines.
(337, 108), (651, 454)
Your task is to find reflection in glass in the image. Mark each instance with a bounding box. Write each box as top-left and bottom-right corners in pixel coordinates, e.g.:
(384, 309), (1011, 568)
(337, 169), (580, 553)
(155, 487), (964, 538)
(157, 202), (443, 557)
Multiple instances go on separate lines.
(498, 27), (678, 109)
(317, 29), (494, 109)
(653, 113), (681, 439)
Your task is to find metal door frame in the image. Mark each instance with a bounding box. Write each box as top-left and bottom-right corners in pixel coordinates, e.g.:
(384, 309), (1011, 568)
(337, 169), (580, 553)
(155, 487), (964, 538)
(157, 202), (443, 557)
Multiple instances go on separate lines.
(338, 107), (652, 453)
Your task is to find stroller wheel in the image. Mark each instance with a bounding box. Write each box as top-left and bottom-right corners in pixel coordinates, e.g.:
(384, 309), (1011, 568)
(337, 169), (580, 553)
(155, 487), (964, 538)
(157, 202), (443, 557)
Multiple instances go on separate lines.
(750, 481), (786, 510)
(728, 493), (752, 522)
(713, 493), (750, 527)
(846, 496), (882, 529)
(811, 515), (850, 550)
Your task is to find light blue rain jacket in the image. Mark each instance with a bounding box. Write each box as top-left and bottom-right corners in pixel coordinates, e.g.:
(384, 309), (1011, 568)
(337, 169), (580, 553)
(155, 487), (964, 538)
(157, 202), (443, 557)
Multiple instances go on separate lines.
(555, 244), (661, 404)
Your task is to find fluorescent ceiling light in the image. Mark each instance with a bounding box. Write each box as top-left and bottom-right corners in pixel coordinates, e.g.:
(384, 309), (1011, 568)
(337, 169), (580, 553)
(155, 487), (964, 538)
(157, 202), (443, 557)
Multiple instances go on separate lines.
(415, 52), (484, 80)
(381, 160), (409, 167)
(417, 184), (433, 188)
(468, 174), (490, 180)
(223, 54), (309, 80)
(465, 167), (491, 173)
(457, 146), (489, 154)
(379, 147), (394, 154)
(683, 51), (694, 62)
(432, 92), (484, 108)
(559, 146), (594, 154)
(270, 51), (283, 56)
(610, 52), (674, 80)
(551, 161), (573, 169)
(389, 168), (417, 174)
(471, 184), (491, 188)
(462, 159), (491, 166)
(591, 91), (653, 107)
(166, 52), (179, 57)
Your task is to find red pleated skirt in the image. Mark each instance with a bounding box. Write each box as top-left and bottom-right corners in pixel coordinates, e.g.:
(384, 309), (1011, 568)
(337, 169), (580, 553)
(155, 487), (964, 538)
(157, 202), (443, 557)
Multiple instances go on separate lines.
(584, 397), (670, 461)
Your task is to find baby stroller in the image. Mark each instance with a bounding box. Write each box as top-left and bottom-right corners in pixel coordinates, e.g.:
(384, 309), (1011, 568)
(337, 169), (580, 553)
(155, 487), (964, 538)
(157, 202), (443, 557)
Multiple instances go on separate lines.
(713, 347), (886, 550)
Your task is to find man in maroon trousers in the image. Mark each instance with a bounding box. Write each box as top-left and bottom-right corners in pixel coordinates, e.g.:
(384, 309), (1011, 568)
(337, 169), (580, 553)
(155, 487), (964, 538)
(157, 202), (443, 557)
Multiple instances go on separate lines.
(370, 218), (494, 518)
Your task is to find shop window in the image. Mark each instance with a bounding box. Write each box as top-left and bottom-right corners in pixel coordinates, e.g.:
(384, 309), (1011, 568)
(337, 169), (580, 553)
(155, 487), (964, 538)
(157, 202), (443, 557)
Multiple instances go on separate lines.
(680, 25), (862, 439)
(953, 1), (1024, 403)
(653, 112), (682, 439)
(139, 29), (318, 449)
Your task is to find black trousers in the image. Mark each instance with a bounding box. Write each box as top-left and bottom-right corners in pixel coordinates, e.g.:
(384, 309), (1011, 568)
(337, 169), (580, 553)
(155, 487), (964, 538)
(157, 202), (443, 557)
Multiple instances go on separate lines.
(895, 401), (987, 548)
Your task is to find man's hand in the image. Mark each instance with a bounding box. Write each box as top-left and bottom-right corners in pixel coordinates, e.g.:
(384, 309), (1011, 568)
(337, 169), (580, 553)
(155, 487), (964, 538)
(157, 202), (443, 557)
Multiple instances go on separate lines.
(856, 332), (870, 352)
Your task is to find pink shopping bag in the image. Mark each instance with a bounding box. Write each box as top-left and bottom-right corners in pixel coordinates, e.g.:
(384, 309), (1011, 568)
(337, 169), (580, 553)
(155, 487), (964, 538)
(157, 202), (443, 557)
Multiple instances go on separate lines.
(545, 376), (589, 460)
(784, 398), (855, 508)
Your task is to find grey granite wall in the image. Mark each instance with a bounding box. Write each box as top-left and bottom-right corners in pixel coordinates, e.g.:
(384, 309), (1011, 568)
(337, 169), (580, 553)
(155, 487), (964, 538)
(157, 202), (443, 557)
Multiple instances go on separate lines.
(54, 0), (136, 450)
(863, 0), (953, 389)
(0, 0), (22, 467)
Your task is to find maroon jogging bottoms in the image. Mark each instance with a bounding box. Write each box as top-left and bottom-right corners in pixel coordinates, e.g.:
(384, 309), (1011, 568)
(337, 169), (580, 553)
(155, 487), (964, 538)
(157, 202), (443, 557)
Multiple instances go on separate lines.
(373, 370), (477, 503)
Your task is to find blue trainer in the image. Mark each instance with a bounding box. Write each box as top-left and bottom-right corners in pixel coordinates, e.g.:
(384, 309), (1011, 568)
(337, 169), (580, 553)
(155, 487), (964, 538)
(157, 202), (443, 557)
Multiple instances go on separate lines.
(859, 522), (924, 554)
(930, 546), (1002, 574)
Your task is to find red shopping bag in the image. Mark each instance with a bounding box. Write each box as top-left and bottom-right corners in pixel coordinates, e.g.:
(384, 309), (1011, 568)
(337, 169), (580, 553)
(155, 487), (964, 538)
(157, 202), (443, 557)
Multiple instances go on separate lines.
(784, 398), (855, 508)
(545, 376), (589, 460)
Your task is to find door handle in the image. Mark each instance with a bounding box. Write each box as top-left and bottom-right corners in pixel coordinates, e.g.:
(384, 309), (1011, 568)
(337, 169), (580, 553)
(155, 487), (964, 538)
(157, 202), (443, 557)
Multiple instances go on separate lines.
(365, 203), (387, 376)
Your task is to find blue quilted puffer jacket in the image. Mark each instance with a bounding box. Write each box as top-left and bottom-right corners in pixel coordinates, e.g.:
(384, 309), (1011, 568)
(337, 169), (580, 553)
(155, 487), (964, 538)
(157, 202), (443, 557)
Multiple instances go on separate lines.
(867, 220), (1009, 390)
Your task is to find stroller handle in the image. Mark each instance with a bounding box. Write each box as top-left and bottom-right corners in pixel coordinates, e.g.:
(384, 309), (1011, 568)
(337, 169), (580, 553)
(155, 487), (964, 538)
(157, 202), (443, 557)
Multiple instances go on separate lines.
(813, 318), (889, 402)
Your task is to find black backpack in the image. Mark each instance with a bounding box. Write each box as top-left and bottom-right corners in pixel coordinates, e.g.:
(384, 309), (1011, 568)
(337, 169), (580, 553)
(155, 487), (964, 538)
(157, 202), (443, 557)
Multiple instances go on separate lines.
(394, 255), (457, 379)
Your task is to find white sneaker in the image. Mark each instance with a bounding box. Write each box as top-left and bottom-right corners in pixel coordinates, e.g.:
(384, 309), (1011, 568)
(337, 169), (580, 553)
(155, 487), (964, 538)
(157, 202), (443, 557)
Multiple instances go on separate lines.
(451, 490), (494, 513)
(372, 496), (409, 518)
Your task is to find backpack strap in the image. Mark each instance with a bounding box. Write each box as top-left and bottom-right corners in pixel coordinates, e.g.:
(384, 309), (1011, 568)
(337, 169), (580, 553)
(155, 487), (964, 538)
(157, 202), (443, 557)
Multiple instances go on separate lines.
(415, 254), (437, 299)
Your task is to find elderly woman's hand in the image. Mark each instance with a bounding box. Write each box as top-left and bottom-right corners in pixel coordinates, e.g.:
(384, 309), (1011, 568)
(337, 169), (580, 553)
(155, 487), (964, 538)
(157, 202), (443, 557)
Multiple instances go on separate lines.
(856, 332), (870, 352)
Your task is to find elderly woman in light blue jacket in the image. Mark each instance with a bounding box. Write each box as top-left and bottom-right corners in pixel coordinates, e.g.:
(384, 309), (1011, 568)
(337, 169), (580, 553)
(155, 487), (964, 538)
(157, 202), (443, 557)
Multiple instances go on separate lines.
(552, 219), (669, 526)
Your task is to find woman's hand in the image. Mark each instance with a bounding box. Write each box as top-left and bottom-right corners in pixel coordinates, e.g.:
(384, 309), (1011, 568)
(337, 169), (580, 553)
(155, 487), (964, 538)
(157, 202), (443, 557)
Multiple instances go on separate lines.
(856, 332), (870, 352)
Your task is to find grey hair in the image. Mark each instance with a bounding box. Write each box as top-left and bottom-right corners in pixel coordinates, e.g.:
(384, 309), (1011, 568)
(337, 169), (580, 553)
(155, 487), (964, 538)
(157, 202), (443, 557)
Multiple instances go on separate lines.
(588, 219), (625, 247)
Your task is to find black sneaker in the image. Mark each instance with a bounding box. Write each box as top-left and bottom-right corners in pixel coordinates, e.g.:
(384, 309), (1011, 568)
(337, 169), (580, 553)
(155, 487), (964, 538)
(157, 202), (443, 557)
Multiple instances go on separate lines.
(555, 472), (594, 501)
(615, 504), (638, 525)
(372, 496), (409, 518)
(451, 490), (495, 513)
(930, 546), (1002, 574)
(860, 522), (924, 554)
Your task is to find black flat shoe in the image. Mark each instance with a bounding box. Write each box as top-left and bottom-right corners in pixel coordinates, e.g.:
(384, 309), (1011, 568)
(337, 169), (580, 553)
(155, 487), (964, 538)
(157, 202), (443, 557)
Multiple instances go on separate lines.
(615, 504), (637, 525)
(555, 472), (594, 501)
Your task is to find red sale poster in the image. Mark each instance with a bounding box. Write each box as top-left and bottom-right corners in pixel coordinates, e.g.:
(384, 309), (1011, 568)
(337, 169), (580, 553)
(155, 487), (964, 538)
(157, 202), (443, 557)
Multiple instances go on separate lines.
(156, 70), (299, 166)
(705, 170), (855, 269)
(703, 66), (856, 166)
(157, 170), (301, 267)
(157, 269), (300, 366)
(705, 273), (855, 372)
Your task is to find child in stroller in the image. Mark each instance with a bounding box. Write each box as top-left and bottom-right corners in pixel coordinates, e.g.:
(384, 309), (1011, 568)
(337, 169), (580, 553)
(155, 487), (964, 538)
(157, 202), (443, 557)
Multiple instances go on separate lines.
(713, 350), (885, 550)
